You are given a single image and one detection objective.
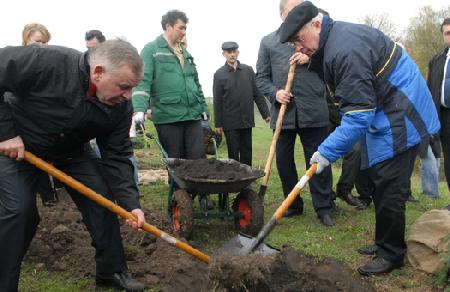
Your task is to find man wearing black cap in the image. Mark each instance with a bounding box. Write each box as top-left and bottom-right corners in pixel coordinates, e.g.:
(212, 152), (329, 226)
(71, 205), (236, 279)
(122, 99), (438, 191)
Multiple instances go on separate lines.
(213, 41), (270, 166)
(279, 1), (440, 275)
(256, 0), (336, 226)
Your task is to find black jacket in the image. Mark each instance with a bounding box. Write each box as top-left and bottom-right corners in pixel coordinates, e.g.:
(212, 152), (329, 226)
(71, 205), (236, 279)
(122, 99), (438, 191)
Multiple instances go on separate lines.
(427, 46), (449, 117)
(213, 61), (269, 130)
(255, 29), (329, 130)
(0, 44), (140, 210)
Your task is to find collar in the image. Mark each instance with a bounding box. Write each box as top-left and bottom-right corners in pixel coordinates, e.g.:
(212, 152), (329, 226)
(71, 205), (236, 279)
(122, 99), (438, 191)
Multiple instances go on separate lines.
(226, 60), (241, 71)
(79, 51), (91, 93)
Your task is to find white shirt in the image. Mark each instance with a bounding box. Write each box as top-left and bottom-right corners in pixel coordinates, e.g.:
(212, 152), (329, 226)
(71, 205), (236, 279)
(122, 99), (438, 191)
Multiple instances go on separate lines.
(441, 51), (450, 107)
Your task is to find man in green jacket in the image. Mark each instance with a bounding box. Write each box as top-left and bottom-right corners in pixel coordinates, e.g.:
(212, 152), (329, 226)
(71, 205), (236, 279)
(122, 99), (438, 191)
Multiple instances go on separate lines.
(132, 10), (209, 160)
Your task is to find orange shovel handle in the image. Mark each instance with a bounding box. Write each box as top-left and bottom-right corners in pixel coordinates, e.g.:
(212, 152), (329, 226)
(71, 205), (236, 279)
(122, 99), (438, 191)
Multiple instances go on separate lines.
(23, 151), (210, 264)
(261, 63), (296, 187)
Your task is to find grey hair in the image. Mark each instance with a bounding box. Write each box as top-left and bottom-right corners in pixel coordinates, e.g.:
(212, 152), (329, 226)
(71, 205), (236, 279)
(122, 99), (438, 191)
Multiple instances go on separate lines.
(89, 39), (143, 77)
(279, 0), (303, 14)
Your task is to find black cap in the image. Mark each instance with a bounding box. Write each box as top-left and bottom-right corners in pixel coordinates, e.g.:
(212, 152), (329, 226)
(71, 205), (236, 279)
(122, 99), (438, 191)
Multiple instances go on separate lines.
(221, 41), (239, 50)
(279, 1), (319, 43)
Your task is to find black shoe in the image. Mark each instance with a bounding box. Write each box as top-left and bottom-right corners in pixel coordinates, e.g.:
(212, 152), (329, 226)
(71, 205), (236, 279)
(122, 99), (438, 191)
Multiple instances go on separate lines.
(355, 198), (371, 210)
(357, 257), (403, 276)
(407, 194), (418, 203)
(336, 192), (360, 206)
(283, 207), (303, 218)
(357, 244), (378, 255)
(319, 213), (335, 227)
(96, 271), (146, 291)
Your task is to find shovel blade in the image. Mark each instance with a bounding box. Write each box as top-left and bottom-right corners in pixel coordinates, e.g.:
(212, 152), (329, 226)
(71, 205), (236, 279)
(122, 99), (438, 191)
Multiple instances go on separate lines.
(217, 232), (279, 255)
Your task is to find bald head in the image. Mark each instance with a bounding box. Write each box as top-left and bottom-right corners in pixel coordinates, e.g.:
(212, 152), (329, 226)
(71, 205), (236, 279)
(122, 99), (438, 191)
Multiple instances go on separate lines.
(279, 0), (303, 21)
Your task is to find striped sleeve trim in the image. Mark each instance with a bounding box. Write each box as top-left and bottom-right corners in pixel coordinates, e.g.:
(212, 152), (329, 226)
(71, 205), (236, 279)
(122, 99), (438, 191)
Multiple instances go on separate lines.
(132, 91), (150, 98)
(343, 108), (375, 115)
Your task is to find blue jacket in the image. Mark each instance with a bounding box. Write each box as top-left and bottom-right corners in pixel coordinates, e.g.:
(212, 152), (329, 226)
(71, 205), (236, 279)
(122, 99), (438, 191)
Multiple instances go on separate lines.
(316, 17), (440, 168)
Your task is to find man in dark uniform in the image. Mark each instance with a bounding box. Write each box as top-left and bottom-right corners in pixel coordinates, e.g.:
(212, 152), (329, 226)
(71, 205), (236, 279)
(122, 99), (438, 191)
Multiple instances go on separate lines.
(213, 41), (270, 166)
(256, 0), (336, 226)
(0, 39), (146, 291)
(280, 1), (440, 275)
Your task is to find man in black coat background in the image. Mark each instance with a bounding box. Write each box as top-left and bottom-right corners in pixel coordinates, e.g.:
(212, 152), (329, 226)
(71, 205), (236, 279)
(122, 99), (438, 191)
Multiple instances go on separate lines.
(213, 41), (270, 166)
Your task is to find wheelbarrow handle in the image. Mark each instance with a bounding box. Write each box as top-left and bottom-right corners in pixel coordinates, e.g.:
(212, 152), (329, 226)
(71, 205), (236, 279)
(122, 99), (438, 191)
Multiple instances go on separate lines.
(23, 151), (210, 264)
(259, 63), (296, 196)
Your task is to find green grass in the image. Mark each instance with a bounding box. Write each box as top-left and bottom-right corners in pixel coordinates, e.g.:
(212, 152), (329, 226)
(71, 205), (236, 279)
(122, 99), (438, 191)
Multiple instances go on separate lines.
(19, 106), (450, 291)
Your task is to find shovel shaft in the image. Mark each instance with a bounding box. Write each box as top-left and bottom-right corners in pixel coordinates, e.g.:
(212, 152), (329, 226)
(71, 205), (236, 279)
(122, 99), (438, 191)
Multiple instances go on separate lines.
(273, 164), (317, 222)
(249, 164), (317, 253)
(23, 151), (211, 264)
(260, 63), (296, 191)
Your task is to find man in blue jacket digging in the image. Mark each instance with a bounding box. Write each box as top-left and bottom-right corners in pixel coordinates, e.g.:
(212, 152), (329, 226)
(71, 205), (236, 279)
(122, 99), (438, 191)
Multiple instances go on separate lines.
(279, 1), (440, 276)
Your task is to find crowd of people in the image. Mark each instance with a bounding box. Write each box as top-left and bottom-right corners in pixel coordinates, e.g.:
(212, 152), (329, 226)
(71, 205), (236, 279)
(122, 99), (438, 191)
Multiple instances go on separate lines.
(0, 0), (449, 290)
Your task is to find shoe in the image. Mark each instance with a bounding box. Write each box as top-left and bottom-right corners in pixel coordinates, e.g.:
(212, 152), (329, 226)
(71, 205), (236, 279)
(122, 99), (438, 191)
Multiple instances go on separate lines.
(407, 194), (418, 203)
(96, 271), (146, 291)
(357, 244), (378, 255)
(319, 213), (335, 227)
(355, 198), (371, 210)
(336, 192), (360, 206)
(283, 207), (303, 218)
(357, 257), (403, 276)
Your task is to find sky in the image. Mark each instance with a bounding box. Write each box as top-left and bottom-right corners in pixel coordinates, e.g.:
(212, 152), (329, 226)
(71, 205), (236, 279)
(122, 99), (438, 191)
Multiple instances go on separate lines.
(1, 0), (446, 97)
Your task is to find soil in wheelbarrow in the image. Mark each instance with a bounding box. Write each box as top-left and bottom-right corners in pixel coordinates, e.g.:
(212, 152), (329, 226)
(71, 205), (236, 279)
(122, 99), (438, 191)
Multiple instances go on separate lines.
(170, 158), (259, 181)
(25, 189), (374, 291)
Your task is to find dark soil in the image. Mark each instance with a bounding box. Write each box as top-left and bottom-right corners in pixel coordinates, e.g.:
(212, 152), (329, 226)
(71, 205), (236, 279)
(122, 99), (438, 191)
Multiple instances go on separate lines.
(169, 158), (263, 181)
(25, 189), (374, 291)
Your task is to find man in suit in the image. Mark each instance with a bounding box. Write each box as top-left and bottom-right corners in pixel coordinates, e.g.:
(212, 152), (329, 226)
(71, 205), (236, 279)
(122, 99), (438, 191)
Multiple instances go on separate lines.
(427, 18), (450, 195)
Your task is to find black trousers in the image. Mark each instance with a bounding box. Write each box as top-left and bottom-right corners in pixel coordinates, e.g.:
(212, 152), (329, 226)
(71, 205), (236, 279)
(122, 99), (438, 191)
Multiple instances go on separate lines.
(155, 120), (205, 159)
(370, 145), (418, 263)
(440, 107), (450, 190)
(276, 126), (334, 216)
(0, 152), (127, 292)
(224, 128), (252, 166)
(336, 142), (373, 200)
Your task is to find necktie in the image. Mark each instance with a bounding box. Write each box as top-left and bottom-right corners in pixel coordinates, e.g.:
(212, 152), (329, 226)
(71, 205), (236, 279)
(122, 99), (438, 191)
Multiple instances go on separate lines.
(444, 56), (450, 107)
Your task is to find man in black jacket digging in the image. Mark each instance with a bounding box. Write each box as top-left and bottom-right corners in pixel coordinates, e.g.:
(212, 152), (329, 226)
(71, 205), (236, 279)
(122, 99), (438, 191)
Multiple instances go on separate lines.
(0, 40), (146, 291)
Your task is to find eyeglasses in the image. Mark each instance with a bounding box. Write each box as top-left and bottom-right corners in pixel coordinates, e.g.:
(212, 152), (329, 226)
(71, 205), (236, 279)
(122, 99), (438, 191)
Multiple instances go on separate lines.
(289, 36), (306, 48)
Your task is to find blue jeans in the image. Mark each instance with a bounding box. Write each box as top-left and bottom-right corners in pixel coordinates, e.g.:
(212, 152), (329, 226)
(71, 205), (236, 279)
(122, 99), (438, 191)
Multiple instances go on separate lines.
(421, 145), (440, 198)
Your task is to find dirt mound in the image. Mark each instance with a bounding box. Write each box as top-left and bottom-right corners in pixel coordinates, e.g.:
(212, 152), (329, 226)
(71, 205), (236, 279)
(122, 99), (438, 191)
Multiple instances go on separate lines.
(25, 191), (374, 291)
(210, 249), (374, 291)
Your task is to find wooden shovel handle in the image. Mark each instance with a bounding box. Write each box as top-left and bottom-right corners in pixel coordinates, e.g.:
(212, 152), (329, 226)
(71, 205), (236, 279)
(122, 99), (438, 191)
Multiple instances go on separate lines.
(261, 63), (296, 186)
(23, 151), (211, 264)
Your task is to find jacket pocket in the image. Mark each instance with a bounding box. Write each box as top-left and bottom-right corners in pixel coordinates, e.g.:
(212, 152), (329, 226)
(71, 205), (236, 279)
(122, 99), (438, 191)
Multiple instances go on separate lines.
(157, 92), (181, 104)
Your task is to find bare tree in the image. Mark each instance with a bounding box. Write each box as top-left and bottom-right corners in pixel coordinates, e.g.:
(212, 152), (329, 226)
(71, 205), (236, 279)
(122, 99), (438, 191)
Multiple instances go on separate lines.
(360, 13), (399, 41)
(404, 5), (450, 76)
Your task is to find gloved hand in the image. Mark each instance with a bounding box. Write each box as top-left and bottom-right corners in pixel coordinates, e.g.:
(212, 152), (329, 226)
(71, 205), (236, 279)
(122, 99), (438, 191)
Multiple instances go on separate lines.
(201, 112), (209, 121)
(310, 151), (330, 174)
(133, 112), (145, 126)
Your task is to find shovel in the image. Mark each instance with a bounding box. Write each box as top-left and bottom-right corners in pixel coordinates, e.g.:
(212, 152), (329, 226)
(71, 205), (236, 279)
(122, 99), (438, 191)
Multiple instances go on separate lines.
(220, 164), (317, 255)
(23, 151), (211, 264)
(258, 62), (296, 197)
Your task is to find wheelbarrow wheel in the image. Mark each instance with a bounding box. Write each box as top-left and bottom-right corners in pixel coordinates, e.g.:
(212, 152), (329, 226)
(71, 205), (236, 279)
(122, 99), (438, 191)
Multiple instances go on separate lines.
(232, 189), (264, 236)
(171, 189), (194, 239)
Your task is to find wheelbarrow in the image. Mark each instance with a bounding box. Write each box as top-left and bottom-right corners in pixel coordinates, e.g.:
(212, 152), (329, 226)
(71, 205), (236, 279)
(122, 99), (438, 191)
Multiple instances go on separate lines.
(162, 157), (265, 240)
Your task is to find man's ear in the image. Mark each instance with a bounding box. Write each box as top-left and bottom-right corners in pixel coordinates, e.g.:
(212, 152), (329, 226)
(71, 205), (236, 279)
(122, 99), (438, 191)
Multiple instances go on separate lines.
(91, 65), (105, 82)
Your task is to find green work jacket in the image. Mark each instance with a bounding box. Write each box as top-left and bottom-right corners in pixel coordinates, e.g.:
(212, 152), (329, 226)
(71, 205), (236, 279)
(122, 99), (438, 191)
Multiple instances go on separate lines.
(132, 35), (208, 124)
